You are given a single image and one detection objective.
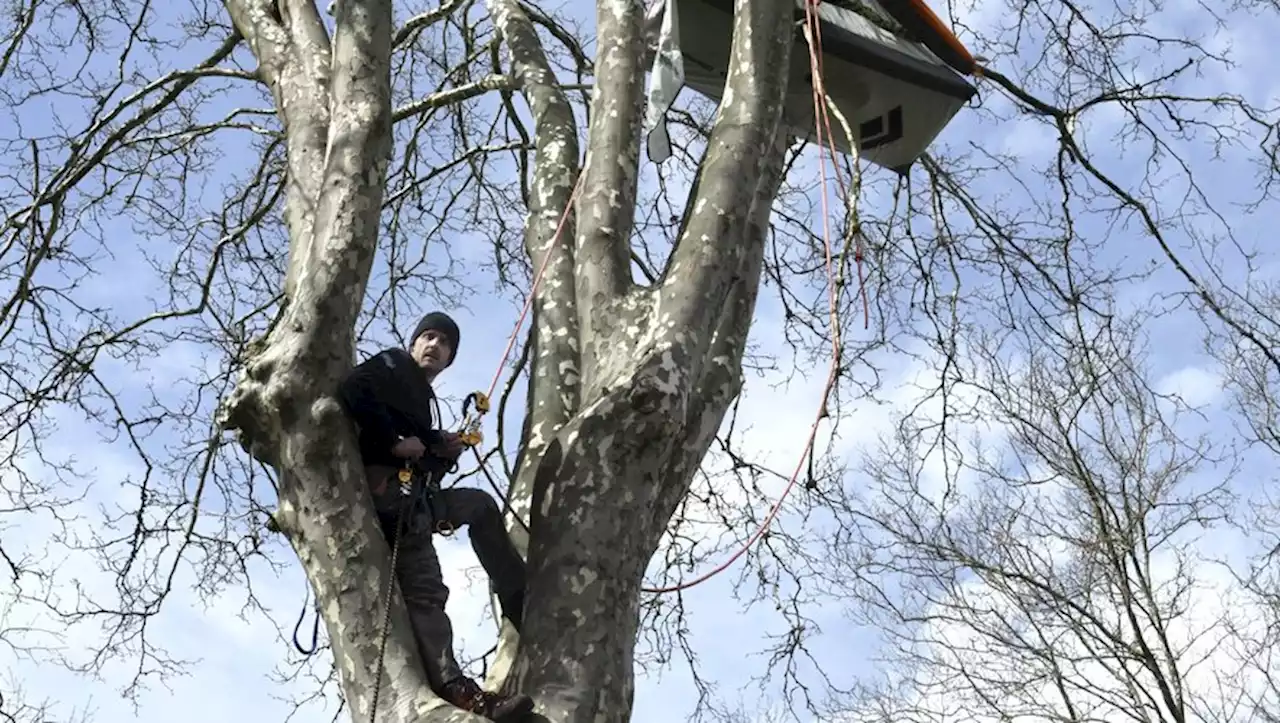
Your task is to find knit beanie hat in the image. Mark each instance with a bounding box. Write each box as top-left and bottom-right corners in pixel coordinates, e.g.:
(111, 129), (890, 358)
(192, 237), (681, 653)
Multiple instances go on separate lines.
(410, 311), (461, 365)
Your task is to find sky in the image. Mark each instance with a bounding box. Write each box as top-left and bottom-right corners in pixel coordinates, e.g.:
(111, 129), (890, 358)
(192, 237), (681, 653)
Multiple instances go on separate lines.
(2, 0), (1279, 722)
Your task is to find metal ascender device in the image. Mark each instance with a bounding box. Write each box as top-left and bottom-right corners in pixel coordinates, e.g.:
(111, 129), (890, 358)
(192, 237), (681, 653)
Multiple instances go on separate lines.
(457, 390), (491, 448)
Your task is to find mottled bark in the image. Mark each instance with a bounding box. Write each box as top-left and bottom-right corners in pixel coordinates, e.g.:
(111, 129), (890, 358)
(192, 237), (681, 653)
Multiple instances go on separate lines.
(487, 0), (582, 553)
(222, 0), (333, 307)
(503, 0), (796, 720)
(221, 0), (793, 718)
(650, 128), (789, 529)
(484, 0), (584, 689)
(573, 0), (646, 389)
(219, 0), (481, 720)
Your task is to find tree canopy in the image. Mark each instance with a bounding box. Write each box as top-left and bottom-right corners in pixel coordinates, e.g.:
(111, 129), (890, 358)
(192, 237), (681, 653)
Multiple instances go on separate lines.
(2, 0), (1279, 722)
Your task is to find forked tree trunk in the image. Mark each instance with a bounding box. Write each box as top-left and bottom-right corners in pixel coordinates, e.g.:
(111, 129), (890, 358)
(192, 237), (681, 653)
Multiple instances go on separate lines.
(218, 0), (796, 720)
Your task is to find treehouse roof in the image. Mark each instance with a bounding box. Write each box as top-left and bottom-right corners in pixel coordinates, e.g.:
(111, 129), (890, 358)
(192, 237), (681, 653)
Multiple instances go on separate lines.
(671, 0), (978, 172)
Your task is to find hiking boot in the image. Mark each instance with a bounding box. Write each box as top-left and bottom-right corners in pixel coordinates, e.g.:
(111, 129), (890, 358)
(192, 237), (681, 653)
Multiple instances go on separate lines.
(440, 677), (534, 721)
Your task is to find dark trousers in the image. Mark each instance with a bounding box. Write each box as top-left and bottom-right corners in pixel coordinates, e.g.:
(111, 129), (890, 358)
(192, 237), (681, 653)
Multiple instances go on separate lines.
(365, 465), (526, 689)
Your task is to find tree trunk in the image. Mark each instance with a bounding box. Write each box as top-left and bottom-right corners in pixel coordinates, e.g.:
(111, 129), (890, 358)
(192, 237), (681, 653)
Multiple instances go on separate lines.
(497, 0), (797, 718)
(218, 0), (796, 720)
(218, 1), (468, 720)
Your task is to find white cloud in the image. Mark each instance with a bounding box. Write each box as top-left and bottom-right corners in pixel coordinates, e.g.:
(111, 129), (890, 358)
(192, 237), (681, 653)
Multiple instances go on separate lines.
(815, 351), (1273, 723)
(1157, 365), (1224, 408)
(1, 449), (511, 723)
(6, 2), (1278, 722)
(831, 529), (1271, 723)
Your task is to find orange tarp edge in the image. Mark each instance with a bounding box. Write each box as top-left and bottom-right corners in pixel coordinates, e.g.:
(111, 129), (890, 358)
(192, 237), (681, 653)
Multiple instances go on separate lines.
(880, 0), (978, 75)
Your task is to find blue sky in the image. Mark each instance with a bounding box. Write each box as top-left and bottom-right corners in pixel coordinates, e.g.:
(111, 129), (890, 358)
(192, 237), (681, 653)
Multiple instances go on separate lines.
(2, 0), (1278, 721)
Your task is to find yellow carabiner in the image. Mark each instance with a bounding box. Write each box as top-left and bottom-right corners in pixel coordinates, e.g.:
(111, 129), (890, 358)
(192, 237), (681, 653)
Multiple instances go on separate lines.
(455, 390), (490, 448)
(458, 427), (483, 447)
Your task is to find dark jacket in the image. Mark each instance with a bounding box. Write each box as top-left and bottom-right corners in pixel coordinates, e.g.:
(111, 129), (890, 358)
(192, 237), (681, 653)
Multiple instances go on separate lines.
(337, 347), (444, 468)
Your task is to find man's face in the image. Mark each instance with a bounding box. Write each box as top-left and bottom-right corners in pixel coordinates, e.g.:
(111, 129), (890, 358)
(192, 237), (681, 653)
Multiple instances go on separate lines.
(411, 330), (452, 376)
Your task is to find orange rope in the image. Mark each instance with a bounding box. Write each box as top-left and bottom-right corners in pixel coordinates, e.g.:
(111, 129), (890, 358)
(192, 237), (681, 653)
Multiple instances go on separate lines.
(474, 4), (851, 594)
(804, 0), (869, 328)
(485, 174), (586, 401)
(640, 0), (847, 595)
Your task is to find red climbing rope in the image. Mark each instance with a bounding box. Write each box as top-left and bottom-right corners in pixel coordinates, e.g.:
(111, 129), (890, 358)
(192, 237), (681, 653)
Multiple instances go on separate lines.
(803, 0), (869, 327)
(485, 174), (586, 402)
(470, 1), (855, 595)
(641, 0), (849, 594)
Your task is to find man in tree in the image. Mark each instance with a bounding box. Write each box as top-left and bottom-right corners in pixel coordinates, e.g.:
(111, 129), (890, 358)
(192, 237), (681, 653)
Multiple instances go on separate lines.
(337, 311), (534, 721)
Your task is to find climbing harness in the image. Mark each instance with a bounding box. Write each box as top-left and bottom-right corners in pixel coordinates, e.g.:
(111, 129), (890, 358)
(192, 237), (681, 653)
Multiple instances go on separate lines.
(426, 390), (492, 537)
(364, 388), (500, 721)
(288, 392), (491, 662)
(290, 442), (472, 718)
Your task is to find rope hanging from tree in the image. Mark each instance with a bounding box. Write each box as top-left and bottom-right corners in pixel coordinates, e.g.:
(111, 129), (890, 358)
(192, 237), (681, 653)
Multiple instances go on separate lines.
(465, 0), (860, 596)
(289, 6), (987, 721)
(363, 2), (964, 717)
(304, 4), (885, 698)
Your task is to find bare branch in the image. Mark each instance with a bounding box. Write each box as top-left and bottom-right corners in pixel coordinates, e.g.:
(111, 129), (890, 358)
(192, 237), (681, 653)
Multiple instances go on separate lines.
(394, 0), (470, 48)
(392, 74), (514, 122)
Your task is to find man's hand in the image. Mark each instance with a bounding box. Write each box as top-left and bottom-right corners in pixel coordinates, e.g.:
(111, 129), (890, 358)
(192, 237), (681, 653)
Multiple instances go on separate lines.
(431, 432), (466, 460)
(391, 436), (427, 460)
